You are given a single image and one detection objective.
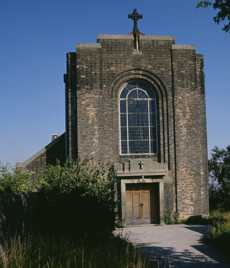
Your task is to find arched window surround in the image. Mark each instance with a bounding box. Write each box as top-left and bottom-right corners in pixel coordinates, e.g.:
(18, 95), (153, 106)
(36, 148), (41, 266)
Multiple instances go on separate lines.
(119, 79), (159, 156)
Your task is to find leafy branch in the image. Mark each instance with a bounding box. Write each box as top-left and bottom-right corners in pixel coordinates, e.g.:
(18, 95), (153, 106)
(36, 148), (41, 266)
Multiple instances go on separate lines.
(197, 0), (230, 32)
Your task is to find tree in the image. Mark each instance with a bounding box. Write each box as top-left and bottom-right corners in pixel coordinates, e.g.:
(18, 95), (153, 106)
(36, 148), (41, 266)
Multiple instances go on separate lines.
(209, 146), (230, 210)
(197, 0), (230, 32)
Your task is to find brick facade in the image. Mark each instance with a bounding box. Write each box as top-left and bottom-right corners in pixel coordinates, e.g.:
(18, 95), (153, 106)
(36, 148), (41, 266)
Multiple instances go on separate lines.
(22, 33), (209, 224)
(65, 34), (209, 222)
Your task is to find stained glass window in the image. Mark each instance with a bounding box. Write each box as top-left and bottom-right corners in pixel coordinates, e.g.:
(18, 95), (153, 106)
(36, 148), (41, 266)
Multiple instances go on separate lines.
(119, 79), (158, 155)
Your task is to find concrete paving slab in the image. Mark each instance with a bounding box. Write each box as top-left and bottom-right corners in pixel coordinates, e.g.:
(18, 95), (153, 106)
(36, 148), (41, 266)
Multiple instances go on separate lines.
(115, 224), (229, 268)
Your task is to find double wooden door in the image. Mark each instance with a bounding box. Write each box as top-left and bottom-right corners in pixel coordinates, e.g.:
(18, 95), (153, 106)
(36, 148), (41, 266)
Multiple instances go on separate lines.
(125, 184), (159, 225)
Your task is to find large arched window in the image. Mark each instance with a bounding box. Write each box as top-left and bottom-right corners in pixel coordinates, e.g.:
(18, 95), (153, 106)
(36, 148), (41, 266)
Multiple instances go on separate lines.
(119, 79), (158, 155)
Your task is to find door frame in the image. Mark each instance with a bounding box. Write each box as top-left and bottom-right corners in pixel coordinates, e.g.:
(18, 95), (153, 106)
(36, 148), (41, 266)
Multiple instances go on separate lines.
(121, 178), (164, 226)
(126, 184), (152, 225)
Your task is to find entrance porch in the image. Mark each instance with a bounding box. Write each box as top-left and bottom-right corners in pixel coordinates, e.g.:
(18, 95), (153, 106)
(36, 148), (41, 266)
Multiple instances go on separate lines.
(120, 178), (164, 226)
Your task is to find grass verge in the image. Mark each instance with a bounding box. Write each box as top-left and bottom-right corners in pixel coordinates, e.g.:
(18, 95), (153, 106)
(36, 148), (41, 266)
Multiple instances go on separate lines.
(0, 234), (153, 268)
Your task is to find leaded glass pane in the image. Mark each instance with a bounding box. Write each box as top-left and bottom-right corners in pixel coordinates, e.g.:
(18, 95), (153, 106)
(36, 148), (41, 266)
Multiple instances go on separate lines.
(119, 79), (158, 155)
(150, 126), (157, 140)
(138, 89), (148, 98)
(129, 140), (149, 154)
(150, 112), (156, 126)
(129, 127), (149, 140)
(120, 114), (126, 126)
(128, 113), (148, 126)
(120, 100), (126, 113)
(128, 90), (138, 98)
(128, 113), (137, 126)
(150, 100), (157, 112)
(151, 140), (157, 153)
(120, 86), (129, 98)
(121, 127), (127, 140)
(121, 141), (128, 154)
(128, 100), (148, 113)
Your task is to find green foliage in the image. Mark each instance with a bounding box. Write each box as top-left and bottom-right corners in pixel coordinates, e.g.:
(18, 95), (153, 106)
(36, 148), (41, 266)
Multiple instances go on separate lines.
(208, 146), (230, 210)
(163, 210), (178, 224)
(0, 161), (116, 200)
(163, 211), (173, 224)
(197, 0), (212, 7)
(0, 162), (162, 267)
(0, 165), (36, 192)
(197, 0), (230, 32)
(0, 161), (117, 238)
(0, 235), (152, 268)
(39, 162), (115, 201)
(163, 210), (180, 224)
(208, 211), (230, 260)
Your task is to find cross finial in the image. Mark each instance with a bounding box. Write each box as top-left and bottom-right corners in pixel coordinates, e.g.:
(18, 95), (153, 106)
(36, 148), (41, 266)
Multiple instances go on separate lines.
(128, 9), (143, 51)
(138, 161), (144, 170)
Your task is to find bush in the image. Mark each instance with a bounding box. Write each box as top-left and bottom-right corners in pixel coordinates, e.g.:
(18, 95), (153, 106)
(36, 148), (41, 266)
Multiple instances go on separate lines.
(208, 211), (230, 260)
(208, 146), (230, 211)
(0, 163), (157, 267)
(0, 165), (36, 193)
(0, 162), (117, 238)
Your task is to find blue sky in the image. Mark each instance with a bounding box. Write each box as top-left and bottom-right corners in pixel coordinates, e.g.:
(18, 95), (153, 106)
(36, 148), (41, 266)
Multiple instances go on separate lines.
(0, 0), (229, 165)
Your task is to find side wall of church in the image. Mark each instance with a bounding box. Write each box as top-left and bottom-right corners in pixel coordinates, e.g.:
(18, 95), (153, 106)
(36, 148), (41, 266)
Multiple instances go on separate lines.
(172, 48), (209, 217)
(18, 133), (66, 174)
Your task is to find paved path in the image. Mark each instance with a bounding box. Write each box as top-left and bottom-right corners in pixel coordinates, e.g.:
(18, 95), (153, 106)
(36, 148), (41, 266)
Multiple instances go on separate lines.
(115, 224), (229, 268)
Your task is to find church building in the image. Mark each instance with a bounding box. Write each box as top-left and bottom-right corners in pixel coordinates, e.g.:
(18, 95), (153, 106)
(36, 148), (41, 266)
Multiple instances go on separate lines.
(20, 10), (209, 225)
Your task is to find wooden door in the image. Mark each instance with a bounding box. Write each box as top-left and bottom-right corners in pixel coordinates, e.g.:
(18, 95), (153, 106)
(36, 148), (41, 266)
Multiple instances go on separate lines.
(125, 187), (151, 225)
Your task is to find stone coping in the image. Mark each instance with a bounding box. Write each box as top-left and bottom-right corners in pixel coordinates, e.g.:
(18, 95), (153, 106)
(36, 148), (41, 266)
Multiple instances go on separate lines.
(97, 34), (175, 41)
(19, 148), (46, 168)
(76, 37), (196, 51)
(172, 44), (195, 50)
(77, 43), (102, 49)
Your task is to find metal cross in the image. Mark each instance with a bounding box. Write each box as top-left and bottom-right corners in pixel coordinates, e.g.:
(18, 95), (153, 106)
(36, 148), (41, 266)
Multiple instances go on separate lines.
(138, 161), (144, 170)
(128, 9), (143, 51)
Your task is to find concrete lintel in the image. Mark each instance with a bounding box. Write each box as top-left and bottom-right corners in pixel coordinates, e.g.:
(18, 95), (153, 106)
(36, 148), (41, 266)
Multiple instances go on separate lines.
(117, 171), (167, 177)
(122, 178), (163, 184)
(172, 44), (195, 50)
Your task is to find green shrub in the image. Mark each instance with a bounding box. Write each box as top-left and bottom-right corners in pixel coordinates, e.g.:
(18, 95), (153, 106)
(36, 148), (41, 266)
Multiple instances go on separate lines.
(0, 165), (36, 192)
(0, 162), (117, 238)
(163, 210), (179, 224)
(164, 210), (174, 224)
(39, 161), (115, 200)
(208, 211), (230, 260)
